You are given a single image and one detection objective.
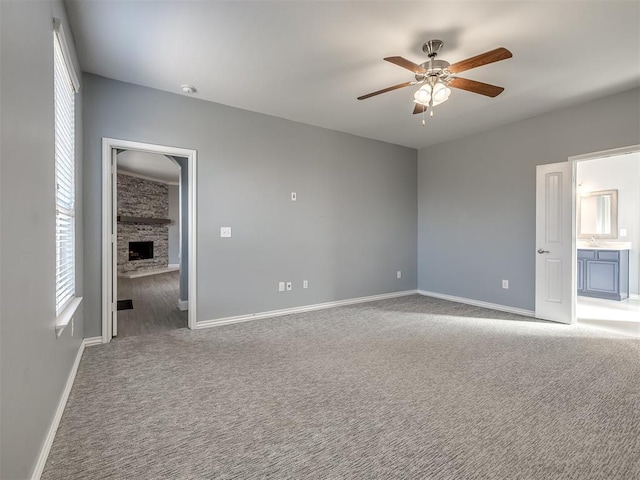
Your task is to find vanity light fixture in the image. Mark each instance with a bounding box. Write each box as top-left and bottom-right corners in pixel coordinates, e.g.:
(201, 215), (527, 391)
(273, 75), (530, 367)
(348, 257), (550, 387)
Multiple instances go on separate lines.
(181, 84), (197, 94)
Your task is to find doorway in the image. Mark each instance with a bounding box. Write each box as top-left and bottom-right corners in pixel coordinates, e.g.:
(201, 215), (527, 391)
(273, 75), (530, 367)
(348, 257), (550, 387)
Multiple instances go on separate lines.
(535, 144), (639, 336)
(102, 139), (197, 343)
(572, 147), (640, 336)
(115, 150), (183, 337)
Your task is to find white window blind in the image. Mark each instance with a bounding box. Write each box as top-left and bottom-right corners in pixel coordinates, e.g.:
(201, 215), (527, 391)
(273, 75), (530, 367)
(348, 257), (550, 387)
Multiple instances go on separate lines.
(54, 22), (78, 315)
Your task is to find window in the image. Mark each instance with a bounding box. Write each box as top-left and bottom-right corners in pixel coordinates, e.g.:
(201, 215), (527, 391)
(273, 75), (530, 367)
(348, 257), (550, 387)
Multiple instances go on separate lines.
(54, 19), (79, 316)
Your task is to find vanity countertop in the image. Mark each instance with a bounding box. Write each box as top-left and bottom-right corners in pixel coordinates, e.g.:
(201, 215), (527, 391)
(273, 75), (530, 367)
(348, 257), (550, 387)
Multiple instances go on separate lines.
(577, 241), (631, 251)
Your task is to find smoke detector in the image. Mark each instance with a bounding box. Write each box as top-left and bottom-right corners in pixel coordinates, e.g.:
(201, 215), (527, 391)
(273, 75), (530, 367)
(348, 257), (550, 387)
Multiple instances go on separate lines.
(181, 84), (197, 94)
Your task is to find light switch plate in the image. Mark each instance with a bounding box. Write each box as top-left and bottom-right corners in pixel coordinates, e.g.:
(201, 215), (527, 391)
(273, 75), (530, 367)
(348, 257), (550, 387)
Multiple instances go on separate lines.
(220, 227), (231, 238)
(620, 228), (627, 237)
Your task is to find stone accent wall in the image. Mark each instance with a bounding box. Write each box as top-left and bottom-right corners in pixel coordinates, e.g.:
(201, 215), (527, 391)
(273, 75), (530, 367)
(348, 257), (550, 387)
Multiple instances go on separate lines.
(117, 173), (170, 273)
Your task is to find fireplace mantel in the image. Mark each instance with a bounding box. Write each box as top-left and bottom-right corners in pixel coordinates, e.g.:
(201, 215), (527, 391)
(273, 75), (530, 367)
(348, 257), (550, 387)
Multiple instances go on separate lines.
(117, 215), (171, 225)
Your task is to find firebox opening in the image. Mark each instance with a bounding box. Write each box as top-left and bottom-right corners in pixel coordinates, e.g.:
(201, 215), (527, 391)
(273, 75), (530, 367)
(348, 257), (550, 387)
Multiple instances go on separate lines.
(129, 241), (154, 261)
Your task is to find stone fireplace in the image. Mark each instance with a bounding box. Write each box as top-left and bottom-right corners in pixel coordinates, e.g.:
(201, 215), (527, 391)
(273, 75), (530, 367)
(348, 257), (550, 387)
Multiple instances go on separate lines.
(117, 173), (170, 274)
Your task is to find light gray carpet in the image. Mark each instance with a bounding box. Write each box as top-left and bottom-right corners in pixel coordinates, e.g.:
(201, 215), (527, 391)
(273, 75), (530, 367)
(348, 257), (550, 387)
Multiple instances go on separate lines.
(42, 295), (639, 479)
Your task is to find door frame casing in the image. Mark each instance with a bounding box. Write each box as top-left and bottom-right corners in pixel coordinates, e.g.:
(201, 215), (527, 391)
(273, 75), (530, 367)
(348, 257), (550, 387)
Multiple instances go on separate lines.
(101, 138), (198, 343)
(568, 144), (640, 324)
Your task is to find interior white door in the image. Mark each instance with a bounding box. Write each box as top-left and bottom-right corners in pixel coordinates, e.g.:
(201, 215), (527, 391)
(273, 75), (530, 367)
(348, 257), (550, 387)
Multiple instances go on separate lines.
(111, 148), (118, 336)
(535, 162), (574, 324)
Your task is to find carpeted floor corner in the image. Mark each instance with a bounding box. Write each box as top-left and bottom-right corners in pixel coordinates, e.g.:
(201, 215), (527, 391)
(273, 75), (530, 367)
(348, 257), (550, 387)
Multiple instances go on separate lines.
(42, 295), (640, 479)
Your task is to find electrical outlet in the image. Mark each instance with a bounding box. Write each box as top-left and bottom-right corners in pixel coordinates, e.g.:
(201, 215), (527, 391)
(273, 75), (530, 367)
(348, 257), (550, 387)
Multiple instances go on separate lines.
(291, 192), (297, 201)
(286, 281), (292, 291)
(397, 270), (402, 279)
(303, 280), (308, 289)
(620, 228), (628, 237)
(278, 282), (285, 292)
(502, 279), (509, 289)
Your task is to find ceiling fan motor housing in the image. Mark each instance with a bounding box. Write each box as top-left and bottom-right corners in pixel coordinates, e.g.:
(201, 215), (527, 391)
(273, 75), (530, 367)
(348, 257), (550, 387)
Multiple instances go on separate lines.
(415, 59), (451, 81)
(422, 39), (444, 57)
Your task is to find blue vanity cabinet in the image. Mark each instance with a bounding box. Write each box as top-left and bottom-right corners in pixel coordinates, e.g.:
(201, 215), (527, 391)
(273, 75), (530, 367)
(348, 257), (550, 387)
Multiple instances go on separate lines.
(577, 249), (629, 301)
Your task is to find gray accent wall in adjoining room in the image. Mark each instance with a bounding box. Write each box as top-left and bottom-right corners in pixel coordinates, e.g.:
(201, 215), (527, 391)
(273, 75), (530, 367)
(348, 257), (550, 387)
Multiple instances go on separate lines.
(1, 1), (84, 479)
(417, 87), (640, 312)
(83, 75), (418, 337)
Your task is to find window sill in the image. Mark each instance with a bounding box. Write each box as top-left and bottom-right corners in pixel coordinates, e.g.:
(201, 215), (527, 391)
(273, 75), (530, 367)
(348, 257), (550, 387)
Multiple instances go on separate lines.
(55, 297), (83, 338)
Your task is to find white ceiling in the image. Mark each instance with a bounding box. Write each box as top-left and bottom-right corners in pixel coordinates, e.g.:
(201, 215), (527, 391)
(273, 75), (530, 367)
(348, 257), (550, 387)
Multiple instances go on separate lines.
(66, 1), (640, 149)
(117, 150), (180, 183)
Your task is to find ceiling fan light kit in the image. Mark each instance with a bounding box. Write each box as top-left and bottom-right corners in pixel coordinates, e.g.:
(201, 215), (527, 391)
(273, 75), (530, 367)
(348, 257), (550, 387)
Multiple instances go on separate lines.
(358, 40), (512, 124)
(413, 81), (451, 107)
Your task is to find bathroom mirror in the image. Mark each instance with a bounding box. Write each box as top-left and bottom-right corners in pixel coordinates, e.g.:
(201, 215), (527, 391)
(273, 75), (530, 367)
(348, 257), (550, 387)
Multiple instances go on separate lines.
(578, 189), (618, 239)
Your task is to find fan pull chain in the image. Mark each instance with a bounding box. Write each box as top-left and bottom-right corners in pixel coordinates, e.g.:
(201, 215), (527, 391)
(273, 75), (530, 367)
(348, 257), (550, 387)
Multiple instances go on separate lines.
(430, 55), (436, 119)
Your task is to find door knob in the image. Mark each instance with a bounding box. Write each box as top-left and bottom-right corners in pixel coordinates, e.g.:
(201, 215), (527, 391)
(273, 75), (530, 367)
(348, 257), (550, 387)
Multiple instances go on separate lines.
(537, 248), (550, 254)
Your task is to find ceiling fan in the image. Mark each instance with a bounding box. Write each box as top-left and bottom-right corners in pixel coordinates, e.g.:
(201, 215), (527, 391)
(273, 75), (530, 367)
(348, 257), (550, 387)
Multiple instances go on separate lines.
(357, 40), (512, 123)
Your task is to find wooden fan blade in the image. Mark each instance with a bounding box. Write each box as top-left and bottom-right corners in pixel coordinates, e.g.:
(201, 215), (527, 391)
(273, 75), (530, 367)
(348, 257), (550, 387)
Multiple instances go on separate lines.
(447, 47), (512, 74)
(448, 77), (505, 97)
(413, 103), (427, 114)
(384, 56), (427, 74)
(357, 81), (416, 100)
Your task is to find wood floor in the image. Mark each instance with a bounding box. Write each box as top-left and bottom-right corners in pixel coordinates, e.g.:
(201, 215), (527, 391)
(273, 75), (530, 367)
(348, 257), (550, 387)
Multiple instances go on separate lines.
(116, 270), (187, 338)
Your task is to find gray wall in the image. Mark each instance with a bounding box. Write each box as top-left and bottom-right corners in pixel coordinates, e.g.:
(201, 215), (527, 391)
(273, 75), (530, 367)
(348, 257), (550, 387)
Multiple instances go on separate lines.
(168, 184), (180, 265)
(0, 1), (84, 478)
(83, 75), (418, 337)
(418, 87), (640, 312)
(577, 152), (640, 295)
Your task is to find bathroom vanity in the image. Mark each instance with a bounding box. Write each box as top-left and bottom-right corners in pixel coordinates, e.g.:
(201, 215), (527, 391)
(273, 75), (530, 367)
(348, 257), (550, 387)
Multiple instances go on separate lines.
(576, 189), (631, 301)
(577, 243), (630, 301)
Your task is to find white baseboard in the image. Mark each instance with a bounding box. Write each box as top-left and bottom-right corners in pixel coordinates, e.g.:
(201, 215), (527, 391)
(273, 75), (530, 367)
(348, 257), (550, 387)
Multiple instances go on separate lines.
(31, 337), (95, 479)
(178, 299), (189, 311)
(418, 290), (535, 317)
(630, 293), (639, 300)
(195, 290), (418, 329)
(83, 336), (103, 347)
